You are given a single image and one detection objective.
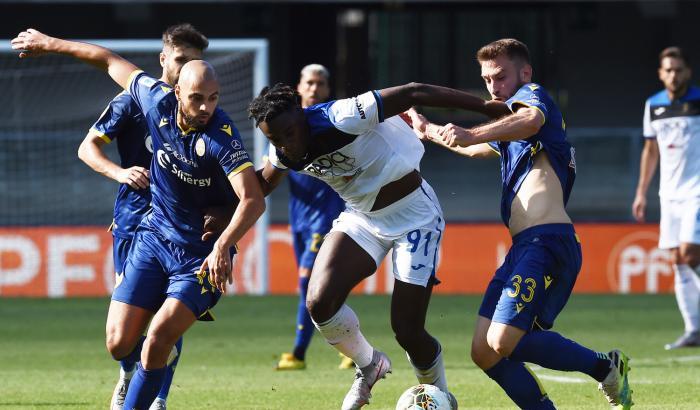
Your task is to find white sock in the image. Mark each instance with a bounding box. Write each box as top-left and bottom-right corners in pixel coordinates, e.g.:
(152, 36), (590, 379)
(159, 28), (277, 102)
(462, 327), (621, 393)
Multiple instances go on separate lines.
(406, 345), (448, 393)
(313, 304), (374, 368)
(674, 264), (700, 333)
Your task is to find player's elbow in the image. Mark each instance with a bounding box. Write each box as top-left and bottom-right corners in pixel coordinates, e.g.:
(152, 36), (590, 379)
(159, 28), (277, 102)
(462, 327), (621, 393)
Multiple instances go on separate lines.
(519, 109), (543, 137)
(404, 82), (427, 100)
(77, 140), (89, 163)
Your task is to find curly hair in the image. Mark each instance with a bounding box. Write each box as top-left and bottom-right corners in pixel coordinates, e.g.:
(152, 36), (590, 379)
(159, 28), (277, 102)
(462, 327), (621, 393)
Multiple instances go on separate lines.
(248, 83), (302, 127)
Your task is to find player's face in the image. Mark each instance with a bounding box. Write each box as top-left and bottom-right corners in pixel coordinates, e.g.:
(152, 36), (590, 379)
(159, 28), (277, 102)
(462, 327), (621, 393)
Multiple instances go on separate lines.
(659, 57), (691, 96)
(258, 109), (309, 162)
(480, 55), (532, 101)
(160, 45), (203, 85)
(297, 72), (330, 108)
(176, 79), (219, 130)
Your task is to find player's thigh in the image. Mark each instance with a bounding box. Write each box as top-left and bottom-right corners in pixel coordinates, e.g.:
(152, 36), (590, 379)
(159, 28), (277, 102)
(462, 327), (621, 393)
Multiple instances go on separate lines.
(105, 300), (152, 356)
(307, 230), (382, 320)
(111, 230), (168, 314)
(679, 200), (700, 265)
(142, 298), (197, 369)
(536, 234), (582, 330)
(659, 199), (682, 250)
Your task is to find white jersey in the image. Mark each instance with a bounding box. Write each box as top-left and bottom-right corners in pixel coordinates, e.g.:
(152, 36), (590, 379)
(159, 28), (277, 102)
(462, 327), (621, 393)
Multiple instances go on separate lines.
(269, 91), (424, 212)
(643, 86), (700, 200)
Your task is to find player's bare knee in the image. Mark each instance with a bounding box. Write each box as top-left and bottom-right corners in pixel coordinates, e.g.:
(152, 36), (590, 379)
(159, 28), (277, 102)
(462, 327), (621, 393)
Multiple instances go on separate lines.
(486, 330), (515, 358)
(306, 288), (339, 323)
(105, 332), (133, 360)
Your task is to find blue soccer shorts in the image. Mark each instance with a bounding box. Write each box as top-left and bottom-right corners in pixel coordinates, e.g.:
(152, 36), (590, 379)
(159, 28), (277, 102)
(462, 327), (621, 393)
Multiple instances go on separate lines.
(478, 223), (582, 331)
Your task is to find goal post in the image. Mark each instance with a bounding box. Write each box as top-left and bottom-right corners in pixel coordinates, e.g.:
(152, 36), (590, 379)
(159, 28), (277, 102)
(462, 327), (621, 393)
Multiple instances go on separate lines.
(0, 38), (270, 295)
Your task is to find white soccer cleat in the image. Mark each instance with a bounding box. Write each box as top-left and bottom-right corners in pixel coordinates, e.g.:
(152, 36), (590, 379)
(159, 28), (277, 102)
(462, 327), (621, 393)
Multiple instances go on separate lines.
(447, 391), (458, 410)
(341, 350), (392, 410)
(664, 331), (700, 350)
(110, 367), (133, 410)
(598, 349), (633, 409)
(149, 397), (167, 410)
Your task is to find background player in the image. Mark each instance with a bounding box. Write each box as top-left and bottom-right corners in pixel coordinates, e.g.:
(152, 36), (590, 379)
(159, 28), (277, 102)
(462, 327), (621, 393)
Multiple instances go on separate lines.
(250, 80), (504, 409)
(77, 23), (208, 410)
(275, 64), (350, 371)
(633, 46), (700, 350)
(12, 29), (265, 409)
(407, 38), (632, 409)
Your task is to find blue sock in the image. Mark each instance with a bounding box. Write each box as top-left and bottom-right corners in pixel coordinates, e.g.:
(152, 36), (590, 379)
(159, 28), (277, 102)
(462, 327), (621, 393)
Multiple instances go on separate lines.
(119, 335), (146, 373)
(292, 276), (313, 361)
(485, 359), (555, 410)
(123, 363), (167, 410)
(510, 330), (611, 382)
(156, 336), (183, 401)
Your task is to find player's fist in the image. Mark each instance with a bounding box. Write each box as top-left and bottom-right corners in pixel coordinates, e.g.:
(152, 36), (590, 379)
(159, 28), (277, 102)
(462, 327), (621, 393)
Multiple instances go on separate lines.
(632, 194), (647, 222)
(10, 29), (53, 58)
(115, 166), (150, 190)
(202, 242), (234, 293)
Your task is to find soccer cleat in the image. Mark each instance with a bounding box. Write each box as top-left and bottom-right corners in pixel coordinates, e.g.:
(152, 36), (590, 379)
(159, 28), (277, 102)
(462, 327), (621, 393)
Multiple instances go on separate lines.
(598, 349), (633, 410)
(341, 350), (392, 410)
(339, 353), (355, 370)
(110, 367), (133, 410)
(149, 398), (166, 410)
(664, 331), (700, 350)
(447, 391), (459, 410)
(275, 352), (306, 370)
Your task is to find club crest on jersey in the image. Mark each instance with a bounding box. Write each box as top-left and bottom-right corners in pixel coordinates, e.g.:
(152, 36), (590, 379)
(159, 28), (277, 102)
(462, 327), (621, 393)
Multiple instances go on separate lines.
(195, 138), (206, 157)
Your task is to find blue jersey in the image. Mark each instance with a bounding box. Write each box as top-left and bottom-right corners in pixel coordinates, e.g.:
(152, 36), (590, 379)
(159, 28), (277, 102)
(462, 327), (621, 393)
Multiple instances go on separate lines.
(90, 92), (153, 239)
(128, 71), (253, 255)
(488, 83), (576, 227)
(288, 171), (344, 233)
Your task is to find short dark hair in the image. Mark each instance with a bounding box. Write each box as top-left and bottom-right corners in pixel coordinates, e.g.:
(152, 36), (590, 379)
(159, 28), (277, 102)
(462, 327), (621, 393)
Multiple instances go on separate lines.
(248, 83), (301, 127)
(476, 38), (530, 64)
(659, 46), (688, 65)
(162, 23), (209, 51)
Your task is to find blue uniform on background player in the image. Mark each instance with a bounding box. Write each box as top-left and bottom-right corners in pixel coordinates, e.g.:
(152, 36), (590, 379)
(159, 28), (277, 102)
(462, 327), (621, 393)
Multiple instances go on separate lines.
(14, 29), (266, 410)
(77, 23), (209, 410)
(275, 64), (348, 371)
(408, 38), (633, 409)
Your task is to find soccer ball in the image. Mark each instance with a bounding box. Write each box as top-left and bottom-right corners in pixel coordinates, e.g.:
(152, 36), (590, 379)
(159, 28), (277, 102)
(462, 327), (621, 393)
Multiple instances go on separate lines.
(395, 384), (453, 410)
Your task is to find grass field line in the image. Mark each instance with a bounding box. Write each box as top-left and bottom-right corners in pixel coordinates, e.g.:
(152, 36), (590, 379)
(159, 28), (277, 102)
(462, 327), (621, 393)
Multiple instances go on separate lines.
(530, 366), (654, 385)
(630, 354), (700, 365)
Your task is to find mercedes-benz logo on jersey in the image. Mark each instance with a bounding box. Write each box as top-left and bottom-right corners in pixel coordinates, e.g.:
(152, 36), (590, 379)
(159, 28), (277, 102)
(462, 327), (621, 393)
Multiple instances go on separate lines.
(157, 149), (171, 169)
(145, 135), (153, 154)
(231, 139), (242, 150)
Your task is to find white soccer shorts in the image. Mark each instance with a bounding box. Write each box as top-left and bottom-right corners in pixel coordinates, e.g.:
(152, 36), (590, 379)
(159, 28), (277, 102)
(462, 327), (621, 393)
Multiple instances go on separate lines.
(659, 198), (700, 249)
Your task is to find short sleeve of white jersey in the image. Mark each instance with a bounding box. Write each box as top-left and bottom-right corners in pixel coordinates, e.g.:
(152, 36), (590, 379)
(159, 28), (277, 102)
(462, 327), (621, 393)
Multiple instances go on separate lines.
(267, 144), (288, 170)
(643, 100), (655, 138)
(328, 91), (383, 135)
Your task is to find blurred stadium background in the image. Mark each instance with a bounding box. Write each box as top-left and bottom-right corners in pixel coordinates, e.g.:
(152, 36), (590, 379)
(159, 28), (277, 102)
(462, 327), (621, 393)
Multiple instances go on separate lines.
(1, 1), (699, 409)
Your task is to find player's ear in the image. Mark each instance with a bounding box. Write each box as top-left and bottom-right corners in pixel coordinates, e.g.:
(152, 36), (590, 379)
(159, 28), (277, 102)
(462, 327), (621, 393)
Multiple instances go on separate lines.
(520, 63), (533, 83)
(159, 52), (166, 68)
(175, 84), (181, 100)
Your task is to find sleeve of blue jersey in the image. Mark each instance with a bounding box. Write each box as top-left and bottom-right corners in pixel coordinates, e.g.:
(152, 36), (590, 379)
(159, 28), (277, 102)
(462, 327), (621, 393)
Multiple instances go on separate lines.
(89, 94), (131, 143)
(209, 122), (254, 177)
(127, 70), (171, 115)
(506, 84), (549, 123)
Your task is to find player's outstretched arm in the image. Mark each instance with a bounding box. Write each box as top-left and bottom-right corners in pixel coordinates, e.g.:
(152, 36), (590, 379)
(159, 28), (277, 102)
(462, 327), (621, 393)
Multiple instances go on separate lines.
(77, 131), (149, 189)
(378, 82), (510, 119)
(632, 138), (660, 222)
(202, 167), (265, 292)
(405, 108), (497, 158)
(11, 29), (138, 90)
(256, 161), (287, 197)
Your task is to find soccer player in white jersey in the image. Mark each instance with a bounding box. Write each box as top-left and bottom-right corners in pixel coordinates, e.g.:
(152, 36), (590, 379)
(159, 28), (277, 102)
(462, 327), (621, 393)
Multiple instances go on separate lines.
(633, 46), (700, 350)
(249, 82), (505, 409)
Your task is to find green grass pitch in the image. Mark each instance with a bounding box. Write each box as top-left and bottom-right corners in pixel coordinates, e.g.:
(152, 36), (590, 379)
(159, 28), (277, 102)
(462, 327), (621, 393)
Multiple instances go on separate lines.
(1, 294), (698, 409)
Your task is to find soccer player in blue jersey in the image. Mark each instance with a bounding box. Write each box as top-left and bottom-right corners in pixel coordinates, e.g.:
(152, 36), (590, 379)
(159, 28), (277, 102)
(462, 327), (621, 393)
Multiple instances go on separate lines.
(407, 38), (633, 409)
(13, 29), (265, 410)
(275, 64), (350, 371)
(250, 80), (504, 409)
(77, 23), (208, 410)
(633, 47), (700, 350)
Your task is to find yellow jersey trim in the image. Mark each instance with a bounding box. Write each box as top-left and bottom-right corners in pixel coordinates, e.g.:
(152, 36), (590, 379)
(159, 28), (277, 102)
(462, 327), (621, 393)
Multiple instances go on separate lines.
(524, 364), (547, 396)
(511, 101), (546, 125)
(126, 69), (144, 91)
(90, 127), (112, 143)
(227, 161), (254, 177)
(487, 144), (501, 156)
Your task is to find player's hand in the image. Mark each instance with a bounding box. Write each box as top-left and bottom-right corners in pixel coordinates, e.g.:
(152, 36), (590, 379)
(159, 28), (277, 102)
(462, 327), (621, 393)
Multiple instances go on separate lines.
(632, 194), (646, 222)
(404, 108), (431, 141)
(115, 166), (149, 190)
(201, 205), (236, 241)
(436, 123), (475, 147)
(202, 242), (233, 293)
(11, 29), (52, 58)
